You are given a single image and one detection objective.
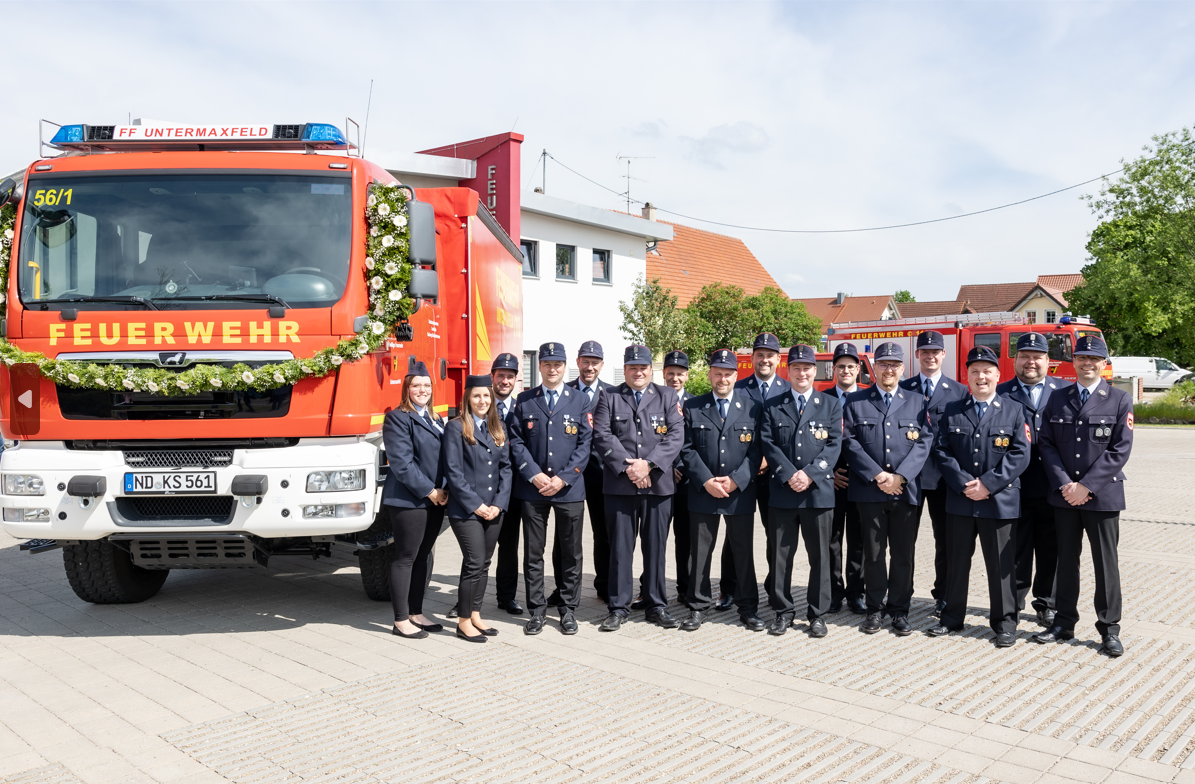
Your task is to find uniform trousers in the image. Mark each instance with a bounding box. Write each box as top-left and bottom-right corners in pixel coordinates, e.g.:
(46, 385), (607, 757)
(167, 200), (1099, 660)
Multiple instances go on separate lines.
(941, 515), (1017, 634)
(1015, 498), (1058, 613)
(920, 487), (950, 602)
(450, 513), (504, 616)
(387, 505), (445, 621)
(494, 502), (523, 606)
(1054, 507), (1122, 636)
(640, 483), (691, 604)
(523, 500), (584, 616)
(687, 511), (756, 613)
(719, 478), (768, 601)
(606, 495), (671, 616)
(858, 499), (920, 615)
(830, 488), (866, 604)
(765, 507), (834, 620)
(582, 460), (610, 598)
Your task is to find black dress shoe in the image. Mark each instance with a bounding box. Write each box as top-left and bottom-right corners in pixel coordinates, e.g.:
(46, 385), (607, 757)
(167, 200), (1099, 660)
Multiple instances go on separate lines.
(680, 610), (705, 632)
(599, 613), (624, 632)
(767, 614), (792, 636)
(828, 599), (843, 613)
(630, 597), (647, 611)
(891, 615), (912, 636)
(995, 632), (1016, 648)
(1035, 608), (1056, 627)
(740, 613), (766, 632)
(412, 619), (443, 633)
(848, 596), (868, 615)
(524, 616), (545, 636)
(932, 599), (947, 617)
(559, 612), (578, 635)
(446, 606), (458, 619)
(498, 599), (525, 615)
(715, 595), (735, 612)
(809, 618), (828, 638)
(646, 608), (680, 629)
(1102, 634), (1124, 657)
(456, 627), (487, 643)
(392, 625), (429, 639)
(1032, 625), (1075, 644)
(926, 624), (954, 637)
(861, 612), (883, 633)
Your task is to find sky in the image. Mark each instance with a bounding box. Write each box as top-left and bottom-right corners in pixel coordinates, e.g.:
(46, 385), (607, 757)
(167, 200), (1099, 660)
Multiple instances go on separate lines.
(4, 1), (1193, 303)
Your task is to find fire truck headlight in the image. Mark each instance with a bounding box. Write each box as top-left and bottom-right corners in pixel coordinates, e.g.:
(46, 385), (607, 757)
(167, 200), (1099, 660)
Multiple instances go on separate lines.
(302, 503), (366, 519)
(306, 470), (366, 493)
(3, 508), (51, 522)
(3, 474), (46, 496)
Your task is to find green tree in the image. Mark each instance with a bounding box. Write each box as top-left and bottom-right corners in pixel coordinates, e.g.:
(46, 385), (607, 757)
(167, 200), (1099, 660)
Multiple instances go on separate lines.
(743, 287), (822, 348)
(1069, 126), (1195, 367)
(685, 282), (754, 358)
(617, 276), (689, 357)
(894, 289), (916, 303)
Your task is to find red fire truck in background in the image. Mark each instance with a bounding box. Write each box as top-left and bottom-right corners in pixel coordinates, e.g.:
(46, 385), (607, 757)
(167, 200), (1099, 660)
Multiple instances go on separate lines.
(736, 351), (877, 390)
(0, 121), (522, 603)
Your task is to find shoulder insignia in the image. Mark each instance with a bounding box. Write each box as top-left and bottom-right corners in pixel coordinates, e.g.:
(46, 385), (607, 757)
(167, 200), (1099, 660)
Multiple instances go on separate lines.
(704, 403), (710, 409)
(735, 401), (741, 408)
(942, 382), (949, 388)
(898, 393), (904, 398)
(586, 412), (593, 428)
(813, 398), (819, 404)
(784, 396), (791, 404)
(1049, 383), (1056, 389)
(1024, 422), (1031, 442)
(1127, 412), (1134, 430)
(1099, 389), (1107, 396)
(677, 401), (683, 415)
(564, 390), (569, 396)
(994, 400), (1001, 407)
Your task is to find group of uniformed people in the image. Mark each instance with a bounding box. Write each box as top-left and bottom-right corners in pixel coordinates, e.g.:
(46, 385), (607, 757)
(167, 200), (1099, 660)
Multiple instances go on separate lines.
(380, 329), (1133, 656)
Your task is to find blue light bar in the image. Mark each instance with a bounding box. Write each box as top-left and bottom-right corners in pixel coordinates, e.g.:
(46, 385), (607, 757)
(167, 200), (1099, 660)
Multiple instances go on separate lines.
(51, 125), (86, 144)
(302, 124), (346, 145)
(1059, 316), (1072, 325)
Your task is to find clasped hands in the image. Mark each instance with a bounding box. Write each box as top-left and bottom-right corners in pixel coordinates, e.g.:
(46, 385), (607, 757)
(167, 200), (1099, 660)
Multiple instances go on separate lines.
(703, 476), (740, 498)
(873, 471), (906, 496)
(625, 458), (653, 489)
(531, 473), (567, 497)
(426, 488), (449, 506)
(786, 470), (812, 493)
(1060, 481), (1091, 506)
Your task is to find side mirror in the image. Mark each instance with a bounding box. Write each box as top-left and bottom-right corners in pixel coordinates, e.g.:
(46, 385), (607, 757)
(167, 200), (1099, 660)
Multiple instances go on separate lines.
(406, 199), (437, 267)
(408, 268), (438, 300)
(0, 178), (17, 208)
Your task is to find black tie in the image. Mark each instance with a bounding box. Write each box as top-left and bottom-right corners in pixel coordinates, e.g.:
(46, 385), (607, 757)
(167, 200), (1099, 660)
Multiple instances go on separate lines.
(796, 394), (806, 417)
(924, 378), (934, 403)
(977, 401), (988, 420)
(548, 390), (558, 413)
(1080, 388), (1090, 405)
(634, 390), (643, 406)
(884, 392), (893, 410)
(718, 398), (728, 420)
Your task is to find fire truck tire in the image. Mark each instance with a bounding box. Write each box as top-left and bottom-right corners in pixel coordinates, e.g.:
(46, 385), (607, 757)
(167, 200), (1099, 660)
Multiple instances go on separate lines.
(357, 545), (393, 601)
(61, 539), (169, 604)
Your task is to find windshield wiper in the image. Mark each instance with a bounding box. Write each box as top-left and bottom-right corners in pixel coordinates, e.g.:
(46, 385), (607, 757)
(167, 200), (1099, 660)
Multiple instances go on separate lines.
(162, 293), (291, 308)
(36, 296), (159, 311)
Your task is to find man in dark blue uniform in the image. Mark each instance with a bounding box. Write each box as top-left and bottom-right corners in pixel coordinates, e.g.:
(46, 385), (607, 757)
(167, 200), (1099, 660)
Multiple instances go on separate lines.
(677, 349), (764, 632)
(1033, 335), (1133, 657)
(996, 332), (1071, 627)
(567, 340), (616, 603)
(508, 343), (593, 636)
(843, 342), (931, 636)
(927, 346), (1032, 647)
(592, 345), (685, 631)
(825, 341), (868, 615)
(491, 352), (526, 615)
(719, 333), (792, 611)
(662, 350), (695, 606)
(760, 344), (843, 638)
(899, 330), (967, 616)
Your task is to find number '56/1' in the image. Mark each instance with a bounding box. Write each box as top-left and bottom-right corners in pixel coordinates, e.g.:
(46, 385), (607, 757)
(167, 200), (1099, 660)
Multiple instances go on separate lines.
(33, 189), (73, 206)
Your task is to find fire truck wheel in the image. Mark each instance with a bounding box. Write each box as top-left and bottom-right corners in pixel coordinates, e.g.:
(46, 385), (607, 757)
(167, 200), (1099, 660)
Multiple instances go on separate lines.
(357, 545), (394, 601)
(61, 539), (169, 604)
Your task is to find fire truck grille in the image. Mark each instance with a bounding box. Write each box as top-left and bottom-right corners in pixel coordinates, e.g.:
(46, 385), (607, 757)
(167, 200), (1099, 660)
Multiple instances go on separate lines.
(273, 125), (303, 140)
(127, 537), (256, 569)
(124, 450), (234, 469)
(118, 495), (236, 522)
(87, 126), (115, 141)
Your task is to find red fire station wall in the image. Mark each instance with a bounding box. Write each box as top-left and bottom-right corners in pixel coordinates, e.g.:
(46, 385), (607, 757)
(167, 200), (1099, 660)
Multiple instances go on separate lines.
(419, 133), (523, 243)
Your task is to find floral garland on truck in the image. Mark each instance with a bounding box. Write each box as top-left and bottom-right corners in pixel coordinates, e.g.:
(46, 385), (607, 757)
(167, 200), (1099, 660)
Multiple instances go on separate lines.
(0, 183), (415, 394)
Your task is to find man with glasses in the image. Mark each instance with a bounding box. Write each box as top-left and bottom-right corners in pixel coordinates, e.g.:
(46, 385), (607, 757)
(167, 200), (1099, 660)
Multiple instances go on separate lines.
(824, 342), (868, 614)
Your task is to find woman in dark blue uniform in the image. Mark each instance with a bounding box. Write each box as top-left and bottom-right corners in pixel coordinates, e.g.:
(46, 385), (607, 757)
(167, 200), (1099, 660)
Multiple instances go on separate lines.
(381, 361), (448, 639)
(442, 375), (513, 642)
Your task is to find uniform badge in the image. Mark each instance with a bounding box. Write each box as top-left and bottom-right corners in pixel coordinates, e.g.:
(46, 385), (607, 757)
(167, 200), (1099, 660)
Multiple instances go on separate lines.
(739, 432), (752, 443)
(677, 401), (683, 415)
(1127, 412), (1134, 431)
(586, 412), (593, 428)
(906, 429), (920, 441)
(819, 460), (828, 469)
(994, 436), (1009, 447)
(526, 421), (534, 430)
(1024, 422), (1031, 442)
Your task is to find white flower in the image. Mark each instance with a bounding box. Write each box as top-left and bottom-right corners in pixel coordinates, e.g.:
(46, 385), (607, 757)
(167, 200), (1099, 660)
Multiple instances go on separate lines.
(374, 303), (385, 316)
(392, 215), (407, 229)
(369, 226), (379, 237)
(67, 373), (80, 383)
(273, 372), (286, 384)
(371, 321), (385, 335)
(95, 378), (107, 388)
(358, 342), (370, 355)
(381, 235), (394, 248)
(367, 194), (377, 208)
(242, 371), (254, 383)
(3, 228), (13, 240)
(0, 293), (5, 304)
(365, 256), (375, 270)
(384, 262), (399, 275)
(370, 276), (384, 290)
(378, 203), (391, 216)
(388, 290), (402, 301)
(210, 377), (223, 387)
(330, 355), (344, 366)
(176, 380), (190, 390)
(147, 381), (160, 392)
(301, 365), (313, 374)
(3, 358), (14, 367)
(122, 378), (135, 389)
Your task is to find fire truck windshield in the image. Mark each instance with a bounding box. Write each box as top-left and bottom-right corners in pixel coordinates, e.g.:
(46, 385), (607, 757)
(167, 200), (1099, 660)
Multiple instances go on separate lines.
(17, 173), (352, 311)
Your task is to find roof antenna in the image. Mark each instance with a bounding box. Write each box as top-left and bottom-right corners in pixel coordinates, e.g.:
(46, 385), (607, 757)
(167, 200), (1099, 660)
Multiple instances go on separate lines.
(361, 79), (374, 158)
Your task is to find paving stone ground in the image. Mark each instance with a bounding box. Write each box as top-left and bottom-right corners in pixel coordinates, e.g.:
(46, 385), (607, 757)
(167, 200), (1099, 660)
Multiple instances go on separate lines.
(2, 427), (1195, 784)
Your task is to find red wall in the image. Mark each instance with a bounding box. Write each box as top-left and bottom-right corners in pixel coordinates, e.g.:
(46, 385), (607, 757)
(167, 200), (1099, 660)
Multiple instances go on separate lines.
(419, 133), (523, 243)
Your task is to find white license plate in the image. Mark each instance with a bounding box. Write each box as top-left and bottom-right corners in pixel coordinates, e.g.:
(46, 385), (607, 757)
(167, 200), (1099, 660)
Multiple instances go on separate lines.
(124, 472), (217, 494)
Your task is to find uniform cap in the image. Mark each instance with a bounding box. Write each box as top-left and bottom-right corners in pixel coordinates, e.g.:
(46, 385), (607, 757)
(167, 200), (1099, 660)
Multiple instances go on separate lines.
(663, 350), (689, 369)
(916, 330), (946, 351)
(874, 342), (904, 361)
(577, 340), (604, 359)
(752, 333), (781, 352)
(465, 374), (493, 388)
(538, 342), (567, 362)
(1074, 335), (1109, 358)
(624, 345), (652, 365)
(407, 357), (431, 377)
(491, 352), (519, 373)
(833, 342), (861, 363)
(787, 344), (817, 365)
(708, 349), (737, 370)
(1015, 333), (1049, 353)
(966, 345), (1000, 366)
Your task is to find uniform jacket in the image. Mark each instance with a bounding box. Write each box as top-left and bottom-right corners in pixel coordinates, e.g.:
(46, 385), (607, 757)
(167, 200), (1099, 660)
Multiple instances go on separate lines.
(900, 374), (967, 491)
(508, 385), (593, 503)
(593, 382), (684, 496)
(995, 378), (1073, 499)
(1038, 380), (1134, 512)
(381, 408), (446, 509)
(932, 395), (1031, 519)
(680, 392), (762, 515)
(673, 390), (693, 484)
(825, 384), (862, 501)
(761, 388), (843, 510)
(736, 374), (792, 486)
(842, 386), (931, 506)
(568, 378), (616, 473)
(441, 418), (513, 521)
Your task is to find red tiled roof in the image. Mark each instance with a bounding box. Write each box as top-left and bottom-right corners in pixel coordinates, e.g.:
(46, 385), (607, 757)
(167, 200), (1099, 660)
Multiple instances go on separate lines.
(1036, 274), (1085, 307)
(796, 296), (895, 329)
(895, 300), (976, 318)
(954, 282), (1037, 312)
(644, 220), (781, 307)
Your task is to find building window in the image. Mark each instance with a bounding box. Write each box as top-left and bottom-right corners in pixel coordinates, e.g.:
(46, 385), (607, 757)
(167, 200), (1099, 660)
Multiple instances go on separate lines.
(521, 240), (538, 278)
(522, 351), (538, 389)
(1045, 309), (1057, 324)
(592, 249), (611, 283)
(556, 244), (576, 280)
(1025, 310), (1037, 324)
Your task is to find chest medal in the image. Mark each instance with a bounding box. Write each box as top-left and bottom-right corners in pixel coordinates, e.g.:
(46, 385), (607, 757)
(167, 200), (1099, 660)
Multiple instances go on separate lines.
(739, 431), (753, 443)
(994, 436), (1009, 447)
(906, 429), (920, 441)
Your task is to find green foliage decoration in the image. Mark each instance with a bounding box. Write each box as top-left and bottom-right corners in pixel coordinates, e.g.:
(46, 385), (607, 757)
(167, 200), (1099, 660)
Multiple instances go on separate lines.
(0, 184), (415, 394)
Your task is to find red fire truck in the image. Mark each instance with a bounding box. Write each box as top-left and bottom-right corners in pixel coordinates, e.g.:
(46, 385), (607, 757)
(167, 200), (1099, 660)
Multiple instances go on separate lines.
(0, 121), (522, 603)
(735, 351), (876, 390)
(825, 312), (1111, 383)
